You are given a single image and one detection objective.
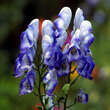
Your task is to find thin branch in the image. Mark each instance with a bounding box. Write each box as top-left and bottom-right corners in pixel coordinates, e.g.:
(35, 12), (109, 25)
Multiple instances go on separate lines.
(64, 94), (68, 110)
(38, 65), (46, 110)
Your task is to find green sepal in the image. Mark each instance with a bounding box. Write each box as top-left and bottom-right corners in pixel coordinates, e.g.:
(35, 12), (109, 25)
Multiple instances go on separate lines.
(62, 83), (70, 95)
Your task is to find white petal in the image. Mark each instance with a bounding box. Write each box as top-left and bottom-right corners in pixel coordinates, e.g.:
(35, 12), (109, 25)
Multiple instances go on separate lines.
(71, 29), (80, 43)
(42, 34), (54, 54)
(80, 20), (92, 32)
(26, 29), (33, 42)
(56, 31), (67, 47)
(74, 8), (84, 29)
(28, 19), (39, 42)
(43, 34), (53, 44)
(42, 20), (54, 36)
(20, 33), (31, 49)
(29, 19), (39, 25)
(45, 51), (51, 59)
(59, 7), (72, 29)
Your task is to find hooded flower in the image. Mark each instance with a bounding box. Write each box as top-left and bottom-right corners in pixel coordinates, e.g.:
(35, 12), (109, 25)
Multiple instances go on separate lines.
(54, 7), (72, 47)
(14, 19), (39, 95)
(67, 8), (95, 79)
(19, 69), (36, 95)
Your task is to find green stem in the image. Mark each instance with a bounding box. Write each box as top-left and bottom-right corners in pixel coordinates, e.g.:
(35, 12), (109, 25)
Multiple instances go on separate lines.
(63, 67), (78, 110)
(64, 94), (68, 110)
(38, 65), (46, 110)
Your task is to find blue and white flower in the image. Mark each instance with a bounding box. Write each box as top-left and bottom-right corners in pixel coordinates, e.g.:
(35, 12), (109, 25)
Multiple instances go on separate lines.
(67, 8), (95, 79)
(14, 19), (39, 95)
(43, 69), (58, 95)
(19, 69), (36, 95)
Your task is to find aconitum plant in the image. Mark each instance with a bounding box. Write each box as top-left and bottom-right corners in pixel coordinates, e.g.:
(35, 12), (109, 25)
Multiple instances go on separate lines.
(14, 7), (95, 110)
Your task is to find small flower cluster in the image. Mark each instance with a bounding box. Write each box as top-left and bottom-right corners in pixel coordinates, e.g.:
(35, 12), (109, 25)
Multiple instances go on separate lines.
(14, 19), (39, 95)
(42, 7), (95, 96)
(14, 7), (95, 106)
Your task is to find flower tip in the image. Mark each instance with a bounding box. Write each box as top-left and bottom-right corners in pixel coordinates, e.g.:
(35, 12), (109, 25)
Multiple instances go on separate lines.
(59, 7), (72, 15)
(76, 8), (83, 13)
(42, 20), (54, 36)
(29, 19), (39, 26)
(42, 20), (53, 29)
(80, 20), (92, 31)
(58, 7), (72, 29)
(74, 8), (84, 29)
(75, 8), (84, 18)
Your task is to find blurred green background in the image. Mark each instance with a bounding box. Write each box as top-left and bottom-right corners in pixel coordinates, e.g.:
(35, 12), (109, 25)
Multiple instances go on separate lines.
(0, 0), (110, 110)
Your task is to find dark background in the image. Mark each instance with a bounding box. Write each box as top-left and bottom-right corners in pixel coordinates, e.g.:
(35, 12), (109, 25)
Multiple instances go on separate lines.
(0, 0), (110, 110)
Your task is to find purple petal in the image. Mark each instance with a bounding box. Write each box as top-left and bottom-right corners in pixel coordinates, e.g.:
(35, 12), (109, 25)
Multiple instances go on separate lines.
(19, 77), (32, 95)
(57, 57), (71, 77)
(19, 69), (36, 95)
(77, 89), (88, 104)
(81, 33), (94, 50)
(44, 46), (63, 68)
(14, 52), (33, 78)
(67, 44), (81, 63)
(28, 19), (39, 42)
(20, 31), (32, 53)
(76, 56), (95, 79)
